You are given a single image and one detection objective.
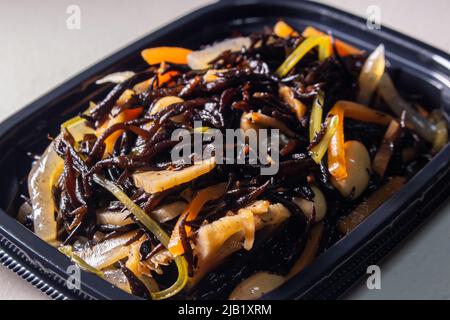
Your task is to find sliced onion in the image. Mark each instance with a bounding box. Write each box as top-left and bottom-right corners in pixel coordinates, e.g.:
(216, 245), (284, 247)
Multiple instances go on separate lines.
(102, 268), (131, 292)
(378, 73), (437, 144)
(133, 157), (216, 194)
(150, 201), (187, 223)
(96, 209), (134, 226)
(59, 246), (104, 277)
(357, 45), (385, 105)
(74, 230), (139, 269)
(28, 140), (64, 243)
(95, 71), (136, 85)
(187, 37), (251, 70)
(102, 268), (159, 294)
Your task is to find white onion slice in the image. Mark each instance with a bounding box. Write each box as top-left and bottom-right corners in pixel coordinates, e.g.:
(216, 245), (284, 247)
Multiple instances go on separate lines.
(97, 209), (134, 226)
(103, 268), (131, 292)
(150, 201), (187, 223)
(28, 140), (63, 243)
(378, 73), (437, 144)
(133, 157), (216, 194)
(187, 37), (251, 70)
(95, 71), (136, 85)
(357, 44), (385, 105)
(75, 230), (138, 269)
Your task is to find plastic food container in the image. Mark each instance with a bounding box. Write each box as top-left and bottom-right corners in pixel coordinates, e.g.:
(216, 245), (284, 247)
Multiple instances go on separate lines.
(0, 0), (449, 300)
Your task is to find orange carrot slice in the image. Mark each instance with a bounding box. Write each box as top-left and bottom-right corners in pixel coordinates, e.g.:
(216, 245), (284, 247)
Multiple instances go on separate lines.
(168, 183), (227, 256)
(328, 104), (347, 180)
(274, 21), (299, 39)
(327, 101), (393, 181)
(134, 62), (179, 93)
(141, 47), (192, 66)
(96, 106), (144, 156)
(133, 71), (179, 93)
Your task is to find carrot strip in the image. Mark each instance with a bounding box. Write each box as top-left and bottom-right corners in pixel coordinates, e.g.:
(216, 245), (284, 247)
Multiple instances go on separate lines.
(134, 62), (179, 93)
(302, 26), (363, 56)
(276, 35), (331, 77)
(133, 71), (179, 93)
(141, 47), (192, 66)
(96, 107), (144, 156)
(340, 100), (393, 126)
(327, 101), (393, 180)
(168, 183), (227, 256)
(274, 21), (299, 39)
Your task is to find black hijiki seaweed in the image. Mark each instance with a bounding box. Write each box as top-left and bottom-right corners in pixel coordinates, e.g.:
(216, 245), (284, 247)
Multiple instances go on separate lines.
(14, 22), (435, 300)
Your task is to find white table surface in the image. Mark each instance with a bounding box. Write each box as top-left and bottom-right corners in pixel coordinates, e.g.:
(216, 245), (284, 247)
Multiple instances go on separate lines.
(0, 0), (449, 300)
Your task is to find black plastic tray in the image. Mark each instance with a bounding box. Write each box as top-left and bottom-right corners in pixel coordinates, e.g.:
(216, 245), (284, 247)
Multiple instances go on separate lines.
(0, 0), (449, 300)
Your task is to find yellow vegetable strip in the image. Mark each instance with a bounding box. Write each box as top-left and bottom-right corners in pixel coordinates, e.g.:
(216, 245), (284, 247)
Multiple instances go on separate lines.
(92, 174), (188, 300)
(276, 36), (331, 77)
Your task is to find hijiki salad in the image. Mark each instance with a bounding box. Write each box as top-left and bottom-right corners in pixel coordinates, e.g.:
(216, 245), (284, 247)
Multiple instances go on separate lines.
(18, 21), (448, 299)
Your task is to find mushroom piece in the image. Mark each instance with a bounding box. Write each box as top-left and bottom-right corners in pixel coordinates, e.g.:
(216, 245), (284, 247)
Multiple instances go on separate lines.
(331, 141), (371, 199)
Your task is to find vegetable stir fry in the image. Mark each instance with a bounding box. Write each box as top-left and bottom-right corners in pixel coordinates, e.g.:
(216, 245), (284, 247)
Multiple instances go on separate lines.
(19, 21), (448, 300)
